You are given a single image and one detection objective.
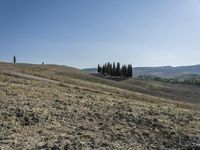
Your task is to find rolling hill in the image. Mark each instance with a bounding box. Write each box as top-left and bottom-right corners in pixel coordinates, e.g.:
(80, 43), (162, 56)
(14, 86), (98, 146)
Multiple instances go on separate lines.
(0, 62), (200, 149)
(1, 62), (200, 104)
(83, 64), (200, 78)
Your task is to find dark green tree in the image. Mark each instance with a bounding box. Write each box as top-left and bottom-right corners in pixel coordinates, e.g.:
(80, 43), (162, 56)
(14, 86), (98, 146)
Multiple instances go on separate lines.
(97, 64), (102, 74)
(107, 62), (112, 75)
(116, 62), (120, 76)
(13, 56), (16, 63)
(128, 64), (132, 77)
(121, 65), (128, 77)
(112, 62), (116, 76)
(102, 65), (106, 75)
(105, 63), (108, 75)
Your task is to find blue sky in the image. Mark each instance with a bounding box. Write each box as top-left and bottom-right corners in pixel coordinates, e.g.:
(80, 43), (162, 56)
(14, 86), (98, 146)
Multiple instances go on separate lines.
(0, 0), (200, 69)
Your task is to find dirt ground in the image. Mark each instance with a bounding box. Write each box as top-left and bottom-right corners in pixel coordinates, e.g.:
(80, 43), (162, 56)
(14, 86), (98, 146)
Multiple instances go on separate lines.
(0, 74), (200, 150)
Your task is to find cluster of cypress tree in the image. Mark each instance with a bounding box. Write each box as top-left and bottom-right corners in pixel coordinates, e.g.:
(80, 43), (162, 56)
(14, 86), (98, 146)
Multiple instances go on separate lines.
(97, 62), (132, 77)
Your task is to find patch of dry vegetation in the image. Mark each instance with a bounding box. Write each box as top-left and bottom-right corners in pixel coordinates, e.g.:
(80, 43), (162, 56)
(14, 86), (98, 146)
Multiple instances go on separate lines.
(1, 62), (200, 104)
(0, 74), (200, 150)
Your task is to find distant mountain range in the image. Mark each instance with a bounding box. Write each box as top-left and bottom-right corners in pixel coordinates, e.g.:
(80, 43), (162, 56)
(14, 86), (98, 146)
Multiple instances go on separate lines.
(83, 64), (200, 78)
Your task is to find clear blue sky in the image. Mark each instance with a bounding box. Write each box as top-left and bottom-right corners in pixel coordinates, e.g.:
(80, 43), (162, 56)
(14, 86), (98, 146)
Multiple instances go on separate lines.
(0, 0), (200, 69)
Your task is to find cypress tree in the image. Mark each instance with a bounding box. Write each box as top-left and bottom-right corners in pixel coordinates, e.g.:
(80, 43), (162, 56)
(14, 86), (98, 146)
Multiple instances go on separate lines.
(102, 65), (105, 75)
(117, 62), (120, 76)
(124, 65), (127, 77)
(121, 65), (124, 77)
(124, 65), (126, 77)
(105, 63), (108, 75)
(108, 63), (110, 75)
(97, 64), (101, 74)
(128, 64), (133, 77)
(130, 65), (133, 77)
(109, 62), (112, 76)
(113, 62), (116, 76)
(107, 62), (111, 75)
(13, 56), (16, 63)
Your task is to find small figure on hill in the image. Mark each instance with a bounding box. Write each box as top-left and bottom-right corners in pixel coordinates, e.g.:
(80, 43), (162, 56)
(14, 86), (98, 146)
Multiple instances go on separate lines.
(42, 62), (44, 65)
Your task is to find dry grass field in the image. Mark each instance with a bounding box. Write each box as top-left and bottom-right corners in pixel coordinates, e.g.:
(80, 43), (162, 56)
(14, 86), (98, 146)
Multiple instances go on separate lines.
(1, 62), (200, 104)
(0, 62), (200, 149)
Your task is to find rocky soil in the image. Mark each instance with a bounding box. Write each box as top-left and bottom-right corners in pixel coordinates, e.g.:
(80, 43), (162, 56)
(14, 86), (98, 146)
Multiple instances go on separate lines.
(0, 74), (200, 150)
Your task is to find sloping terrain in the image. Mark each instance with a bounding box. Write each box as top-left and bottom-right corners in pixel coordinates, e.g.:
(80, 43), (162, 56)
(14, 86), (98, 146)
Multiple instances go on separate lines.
(0, 72), (200, 149)
(0, 62), (200, 149)
(1, 62), (200, 104)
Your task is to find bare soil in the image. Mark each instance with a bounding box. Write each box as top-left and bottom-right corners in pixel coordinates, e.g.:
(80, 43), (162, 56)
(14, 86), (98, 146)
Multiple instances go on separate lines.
(0, 71), (200, 150)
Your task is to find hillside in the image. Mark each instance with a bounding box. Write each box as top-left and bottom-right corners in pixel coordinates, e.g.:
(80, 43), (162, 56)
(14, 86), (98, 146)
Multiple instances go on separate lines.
(1, 62), (200, 104)
(83, 64), (200, 78)
(0, 62), (200, 149)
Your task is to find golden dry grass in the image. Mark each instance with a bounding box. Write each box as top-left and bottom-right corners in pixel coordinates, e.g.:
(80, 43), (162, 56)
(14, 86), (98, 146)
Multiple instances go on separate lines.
(1, 62), (200, 105)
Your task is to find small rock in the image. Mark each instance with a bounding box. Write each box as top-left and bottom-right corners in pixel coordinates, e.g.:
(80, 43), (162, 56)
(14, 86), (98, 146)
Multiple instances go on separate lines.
(51, 144), (60, 150)
(38, 141), (48, 149)
(153, 118), (159, 123)
(142, 131), (150, 137)
(187, 144), (200, 150)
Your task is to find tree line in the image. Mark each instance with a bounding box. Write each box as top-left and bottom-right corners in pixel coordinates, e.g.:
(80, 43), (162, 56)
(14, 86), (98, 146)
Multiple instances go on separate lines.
(97, 62), (132, 77)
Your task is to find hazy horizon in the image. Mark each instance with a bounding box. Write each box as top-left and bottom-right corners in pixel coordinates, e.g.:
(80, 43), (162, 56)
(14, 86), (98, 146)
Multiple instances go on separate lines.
(1, 0), (200, 69)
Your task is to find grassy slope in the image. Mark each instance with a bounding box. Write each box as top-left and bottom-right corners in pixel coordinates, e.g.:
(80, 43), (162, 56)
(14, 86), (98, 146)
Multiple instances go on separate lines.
(1, 62), (200, 104)
(0, 71), (200, 149)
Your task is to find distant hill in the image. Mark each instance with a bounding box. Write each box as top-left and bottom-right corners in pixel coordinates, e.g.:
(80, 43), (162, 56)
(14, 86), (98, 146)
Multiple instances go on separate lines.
(82, 68), (98, 73)
(83, 64), (200, 78)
